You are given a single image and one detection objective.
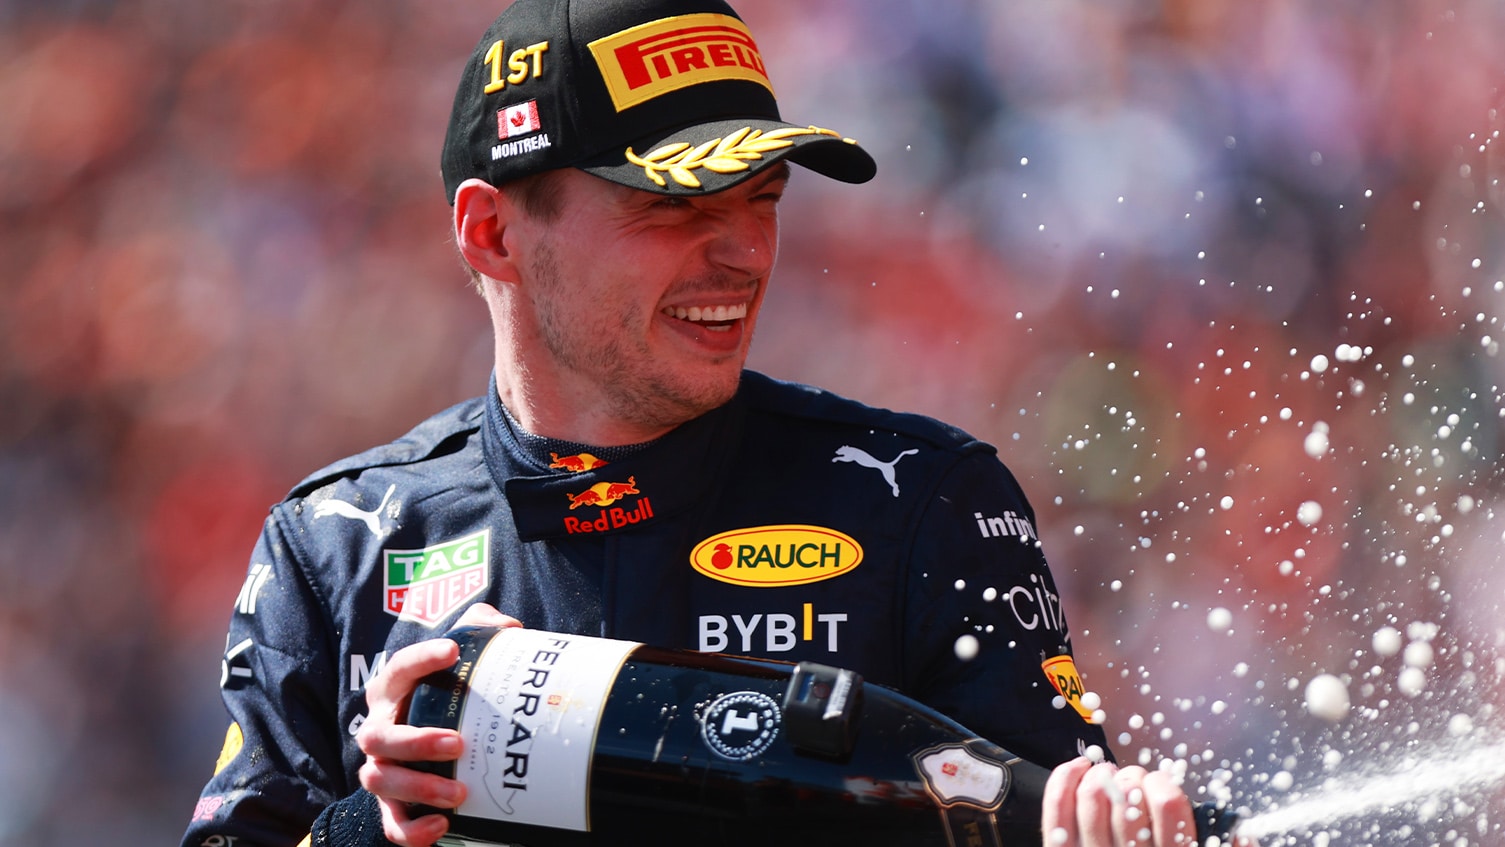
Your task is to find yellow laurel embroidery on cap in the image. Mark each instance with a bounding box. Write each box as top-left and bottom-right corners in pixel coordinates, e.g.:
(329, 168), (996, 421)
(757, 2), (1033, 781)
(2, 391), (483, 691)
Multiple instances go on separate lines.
(626, 126), (846, 188)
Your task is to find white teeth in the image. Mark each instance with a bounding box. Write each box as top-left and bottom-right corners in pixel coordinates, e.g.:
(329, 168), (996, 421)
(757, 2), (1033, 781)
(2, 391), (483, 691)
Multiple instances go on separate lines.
(664, 303), (748, 322)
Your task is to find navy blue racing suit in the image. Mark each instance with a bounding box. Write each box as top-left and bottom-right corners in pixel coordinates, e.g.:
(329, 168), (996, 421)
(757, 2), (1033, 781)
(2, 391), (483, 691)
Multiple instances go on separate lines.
(181, 370), (1110, 847)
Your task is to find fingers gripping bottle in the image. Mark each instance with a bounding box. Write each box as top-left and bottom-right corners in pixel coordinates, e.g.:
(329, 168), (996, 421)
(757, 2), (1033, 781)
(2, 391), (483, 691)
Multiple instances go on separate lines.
(404, 626), (1238, 846)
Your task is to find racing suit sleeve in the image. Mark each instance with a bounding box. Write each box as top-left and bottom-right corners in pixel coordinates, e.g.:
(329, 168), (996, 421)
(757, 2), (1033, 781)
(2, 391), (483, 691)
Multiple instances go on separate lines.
(181, 507), (349, 847)
(308, 789), (394, 847)
(901, 450), (1112, 768)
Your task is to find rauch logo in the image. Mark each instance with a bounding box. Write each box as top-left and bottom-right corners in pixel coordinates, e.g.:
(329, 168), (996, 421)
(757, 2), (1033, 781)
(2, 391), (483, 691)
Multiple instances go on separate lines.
(689, 525), (863, 587)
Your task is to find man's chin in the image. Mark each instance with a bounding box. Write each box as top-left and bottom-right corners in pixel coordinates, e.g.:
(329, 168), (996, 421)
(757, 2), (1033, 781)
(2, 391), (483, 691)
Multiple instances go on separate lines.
(631, 368), (743, 429)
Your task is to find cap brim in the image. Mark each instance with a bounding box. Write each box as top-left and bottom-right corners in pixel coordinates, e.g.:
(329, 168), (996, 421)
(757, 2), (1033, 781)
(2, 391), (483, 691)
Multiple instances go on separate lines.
(578, 117), (876, 195)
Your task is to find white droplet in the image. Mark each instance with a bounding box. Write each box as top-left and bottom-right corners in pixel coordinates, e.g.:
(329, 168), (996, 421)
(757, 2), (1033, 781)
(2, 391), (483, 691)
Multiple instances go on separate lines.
(1304, 673), (1351, 722)
(1398, 666), (1427, 697)
(1081, 691), (1103, 711)
(954, 634), (980, 661)
(1220, 495), (1235, 510)
(1270, 770), (1294, 792)
(1048, 827), (1070, 846)
(1311, 354), (1330, 373)
(1206, 607), (1234, 633)
(1298, 500), (1323, 526)
(1304, 430), (1330, 458)
(1448, 714), (1475, 737)
(1372, 626), (1403, 657)
(1403, 640), (1434, 668)
(954, 579), (967, 591)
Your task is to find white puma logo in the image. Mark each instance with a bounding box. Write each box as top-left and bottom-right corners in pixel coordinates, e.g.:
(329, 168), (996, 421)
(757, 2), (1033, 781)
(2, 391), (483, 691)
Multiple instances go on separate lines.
(833, 445), (919, 497)
(313, 484), (396, 537)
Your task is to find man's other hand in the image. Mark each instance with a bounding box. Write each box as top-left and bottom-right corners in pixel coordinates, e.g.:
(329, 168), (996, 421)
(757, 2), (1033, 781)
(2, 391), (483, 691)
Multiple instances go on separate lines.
(356, 603), (521, 847)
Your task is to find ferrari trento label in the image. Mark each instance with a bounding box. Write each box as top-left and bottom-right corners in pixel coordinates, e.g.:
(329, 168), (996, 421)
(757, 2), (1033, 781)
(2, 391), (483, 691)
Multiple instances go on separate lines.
(383, 530), (491, 627)
(454, 629), (638, 831)
(689, 524), (863, 586)
(588, 13), (773, 112)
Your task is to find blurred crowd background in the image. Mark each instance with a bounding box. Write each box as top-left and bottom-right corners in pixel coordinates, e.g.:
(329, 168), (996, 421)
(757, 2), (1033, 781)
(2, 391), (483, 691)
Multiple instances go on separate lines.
(4, 0), (1504, 844)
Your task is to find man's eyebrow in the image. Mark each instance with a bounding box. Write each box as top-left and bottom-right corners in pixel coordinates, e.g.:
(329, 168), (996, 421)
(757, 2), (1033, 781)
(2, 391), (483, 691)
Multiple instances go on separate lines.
(755, 161), (792, 187)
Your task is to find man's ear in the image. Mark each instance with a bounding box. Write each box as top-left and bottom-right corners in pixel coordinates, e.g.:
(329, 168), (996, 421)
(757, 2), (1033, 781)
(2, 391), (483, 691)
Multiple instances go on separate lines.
(454, 178), (524, 284)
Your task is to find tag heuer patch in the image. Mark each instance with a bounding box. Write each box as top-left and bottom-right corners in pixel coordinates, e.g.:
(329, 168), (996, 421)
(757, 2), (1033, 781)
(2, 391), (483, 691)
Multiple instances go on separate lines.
(383, 530), (490, 627)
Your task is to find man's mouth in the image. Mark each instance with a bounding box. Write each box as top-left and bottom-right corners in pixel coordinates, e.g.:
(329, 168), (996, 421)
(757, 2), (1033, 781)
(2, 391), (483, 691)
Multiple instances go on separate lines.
(661, 302), (749, 332)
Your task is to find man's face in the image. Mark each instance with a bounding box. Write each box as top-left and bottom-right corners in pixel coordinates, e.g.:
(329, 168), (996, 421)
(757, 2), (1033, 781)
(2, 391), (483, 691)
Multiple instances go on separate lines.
(513, 164), (787, 437)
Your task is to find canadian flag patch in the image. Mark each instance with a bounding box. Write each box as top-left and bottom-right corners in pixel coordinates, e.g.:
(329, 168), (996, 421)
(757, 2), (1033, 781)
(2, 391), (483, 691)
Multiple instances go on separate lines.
(498, 100), (542, 139)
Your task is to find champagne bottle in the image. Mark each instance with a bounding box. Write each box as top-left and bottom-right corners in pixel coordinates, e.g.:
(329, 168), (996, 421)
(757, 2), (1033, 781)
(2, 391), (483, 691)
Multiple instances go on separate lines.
(404, 626), (1237, 846)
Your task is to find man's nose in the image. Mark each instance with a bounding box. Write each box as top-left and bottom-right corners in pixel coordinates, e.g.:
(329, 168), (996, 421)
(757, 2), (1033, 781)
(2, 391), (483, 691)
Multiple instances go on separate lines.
(706, 207), (777, 277)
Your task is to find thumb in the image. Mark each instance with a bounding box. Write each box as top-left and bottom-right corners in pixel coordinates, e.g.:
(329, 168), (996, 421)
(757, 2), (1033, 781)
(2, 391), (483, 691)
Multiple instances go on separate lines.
(455, 602), (523, 629)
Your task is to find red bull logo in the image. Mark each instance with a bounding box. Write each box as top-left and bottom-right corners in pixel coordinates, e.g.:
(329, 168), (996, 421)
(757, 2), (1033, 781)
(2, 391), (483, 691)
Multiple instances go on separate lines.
(562, 477), (654, 534)
(565, 476), (639, 509)
(690, 525), (863, 587)
(588, 13), (773, 112)
(549, 452), (608, 472)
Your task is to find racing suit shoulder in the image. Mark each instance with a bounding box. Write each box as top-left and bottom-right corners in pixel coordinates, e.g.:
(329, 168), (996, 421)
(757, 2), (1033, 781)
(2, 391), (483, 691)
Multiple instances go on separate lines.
(183, 396), (492, 847)
(285, 396), (486, 500)
(739, 370), (992, 455)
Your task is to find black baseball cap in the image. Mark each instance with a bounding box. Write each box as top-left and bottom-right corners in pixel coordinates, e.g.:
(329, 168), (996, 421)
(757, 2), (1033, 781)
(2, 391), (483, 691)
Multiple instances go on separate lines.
(440, 0), (877, 202)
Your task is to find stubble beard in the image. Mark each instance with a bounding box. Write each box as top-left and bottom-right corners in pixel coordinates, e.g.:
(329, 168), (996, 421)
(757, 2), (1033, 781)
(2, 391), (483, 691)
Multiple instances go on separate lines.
(529, 241), (744, 434)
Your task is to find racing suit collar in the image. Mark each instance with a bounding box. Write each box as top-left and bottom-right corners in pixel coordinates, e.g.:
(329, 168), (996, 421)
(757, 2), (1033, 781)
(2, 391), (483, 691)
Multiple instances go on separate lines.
(482, 372), (747, 541)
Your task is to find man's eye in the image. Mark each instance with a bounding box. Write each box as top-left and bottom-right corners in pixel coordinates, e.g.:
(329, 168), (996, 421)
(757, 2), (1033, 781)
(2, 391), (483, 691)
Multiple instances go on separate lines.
(654, 196), (690, 209)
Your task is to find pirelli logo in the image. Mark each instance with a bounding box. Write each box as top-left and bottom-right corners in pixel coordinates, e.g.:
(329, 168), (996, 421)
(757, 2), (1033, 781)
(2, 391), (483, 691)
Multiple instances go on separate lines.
(588, 13), (773, 112)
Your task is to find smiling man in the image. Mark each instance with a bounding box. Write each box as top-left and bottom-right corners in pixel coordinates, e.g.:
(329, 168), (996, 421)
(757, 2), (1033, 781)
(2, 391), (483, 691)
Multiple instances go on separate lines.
(181, 1), (1215, 846)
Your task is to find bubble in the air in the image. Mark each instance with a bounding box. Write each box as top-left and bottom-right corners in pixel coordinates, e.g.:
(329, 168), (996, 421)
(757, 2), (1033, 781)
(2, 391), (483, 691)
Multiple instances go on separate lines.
(1270, 770), (1294, 792)
(1304, 673), (1351, 722)
(1081, 691), (1103, 711)
(1297, 500), (1323, 526)
(1304, 427), (1330, 458)
(1403, 640), (1434, 668)
(1372, 626), (1403, 657)
(1448, 713), (1475, 737)
(954, 634), (980, 661)
(1220, 495), (1235, 510)
(1398, 666), (1427, 697)
(1206, 606), (1233, 633)
(1311, 354), (1331, 373)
